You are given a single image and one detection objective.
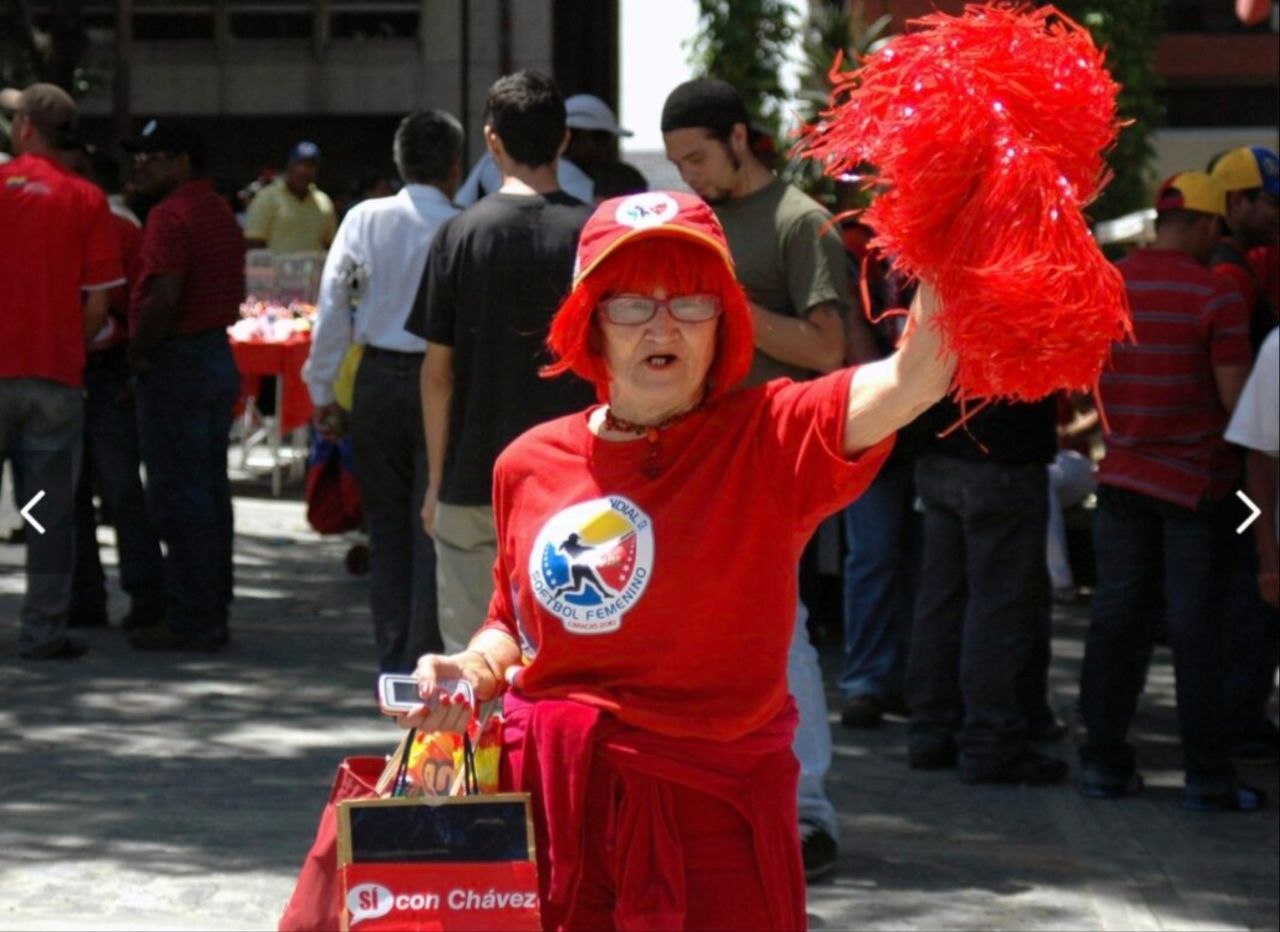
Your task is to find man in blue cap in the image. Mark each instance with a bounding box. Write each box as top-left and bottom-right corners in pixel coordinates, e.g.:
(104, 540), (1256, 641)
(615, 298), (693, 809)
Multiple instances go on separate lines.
(244, 139), (336, 253)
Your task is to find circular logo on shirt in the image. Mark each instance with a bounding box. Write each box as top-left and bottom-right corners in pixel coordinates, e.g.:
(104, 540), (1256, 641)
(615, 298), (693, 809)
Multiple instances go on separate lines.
(614, 192), (680, 230)
(528, 496), (655, 635)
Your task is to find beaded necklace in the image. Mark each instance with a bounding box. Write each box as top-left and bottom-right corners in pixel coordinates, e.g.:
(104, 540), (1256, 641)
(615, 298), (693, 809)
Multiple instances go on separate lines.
(602, 401), (708, 478)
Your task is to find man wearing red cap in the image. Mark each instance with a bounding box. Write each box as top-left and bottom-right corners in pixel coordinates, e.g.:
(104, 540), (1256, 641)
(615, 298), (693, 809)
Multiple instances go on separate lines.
(0, 83), (123, 659)
(1080, 172), (1265, 811)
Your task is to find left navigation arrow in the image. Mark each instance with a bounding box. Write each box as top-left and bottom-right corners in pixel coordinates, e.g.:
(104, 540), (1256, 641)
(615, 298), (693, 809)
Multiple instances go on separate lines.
(20, 490), (47, 535)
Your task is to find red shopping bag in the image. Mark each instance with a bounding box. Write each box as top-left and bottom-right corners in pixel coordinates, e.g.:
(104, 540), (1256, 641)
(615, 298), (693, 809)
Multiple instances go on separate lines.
(306, 435), (362, 535)
(337, 794), (540, 931)
(279, 756), (388, 932)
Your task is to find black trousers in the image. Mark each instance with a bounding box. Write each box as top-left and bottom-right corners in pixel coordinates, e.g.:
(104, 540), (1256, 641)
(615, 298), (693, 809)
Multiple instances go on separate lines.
(907, 454), (1051, 776)
(349, 347), (442, 672)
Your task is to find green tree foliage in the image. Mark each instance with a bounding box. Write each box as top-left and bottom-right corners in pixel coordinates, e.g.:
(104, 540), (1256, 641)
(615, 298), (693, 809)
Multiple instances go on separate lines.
(2, 0), (92, 93)
(687, 0), (797, 139)
(786, 0), (892, 208)
(1051, 0), (1165, 222)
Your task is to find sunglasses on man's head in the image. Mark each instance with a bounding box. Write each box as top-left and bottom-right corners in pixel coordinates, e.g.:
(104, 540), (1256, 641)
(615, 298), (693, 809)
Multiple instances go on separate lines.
(598, 294), (721, 325)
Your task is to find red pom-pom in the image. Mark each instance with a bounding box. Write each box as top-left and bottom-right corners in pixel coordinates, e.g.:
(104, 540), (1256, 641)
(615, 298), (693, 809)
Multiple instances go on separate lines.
(801, 3), (1132, 403)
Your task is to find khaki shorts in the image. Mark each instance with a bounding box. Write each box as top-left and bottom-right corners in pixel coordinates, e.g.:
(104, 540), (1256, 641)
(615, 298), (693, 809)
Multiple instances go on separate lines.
(432, 502), (497, 653)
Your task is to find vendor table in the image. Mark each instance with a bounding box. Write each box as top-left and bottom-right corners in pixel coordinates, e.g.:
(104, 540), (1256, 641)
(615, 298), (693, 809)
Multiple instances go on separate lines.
(230, 334), (314, 495)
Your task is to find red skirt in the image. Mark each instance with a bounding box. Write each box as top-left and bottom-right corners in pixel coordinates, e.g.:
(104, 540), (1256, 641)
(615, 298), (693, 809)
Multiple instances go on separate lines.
(500, 692), (806, 931)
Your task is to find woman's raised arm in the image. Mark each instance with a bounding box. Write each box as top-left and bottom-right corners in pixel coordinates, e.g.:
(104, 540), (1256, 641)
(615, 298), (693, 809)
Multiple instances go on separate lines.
(842, 283), (956, 455)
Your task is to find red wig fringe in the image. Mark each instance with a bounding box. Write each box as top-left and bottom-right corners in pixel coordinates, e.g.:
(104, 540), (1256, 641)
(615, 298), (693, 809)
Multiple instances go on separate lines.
(800, 3), (1132, 404)
(543, 237), (755, 402)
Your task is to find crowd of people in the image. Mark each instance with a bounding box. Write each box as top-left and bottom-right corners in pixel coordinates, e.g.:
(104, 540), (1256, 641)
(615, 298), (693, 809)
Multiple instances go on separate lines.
(2, 65), (1277, 927)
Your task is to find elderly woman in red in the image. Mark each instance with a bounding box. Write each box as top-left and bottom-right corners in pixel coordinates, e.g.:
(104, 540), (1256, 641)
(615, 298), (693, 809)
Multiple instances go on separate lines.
(400, 190), (954, 930)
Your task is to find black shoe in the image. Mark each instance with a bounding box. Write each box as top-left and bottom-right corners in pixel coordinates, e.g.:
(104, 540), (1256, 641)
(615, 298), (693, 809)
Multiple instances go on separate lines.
(1078, 769), (1144, 800)
(799, 821), (838, 882)
(840, 695), (884, 729)
(129, 626), (226, 653)
(880, 694), (911, 719)
(20, 639), (88, 660)
(68, 605), (110, 628)
(908, 740), (958, 770)
(1028, 717), (1069, 743)
(962, 749), (1068, 786)
(121, 607), (164, 631)
(1182, 782), (1268, 813)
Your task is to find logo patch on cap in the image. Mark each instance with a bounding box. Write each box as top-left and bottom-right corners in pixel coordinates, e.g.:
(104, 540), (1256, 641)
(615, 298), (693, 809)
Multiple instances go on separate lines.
(614, 192), (679, 230)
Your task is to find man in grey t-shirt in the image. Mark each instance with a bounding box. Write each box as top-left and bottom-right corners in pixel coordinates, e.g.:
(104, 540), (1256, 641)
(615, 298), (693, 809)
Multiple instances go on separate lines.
(663, 77), (879, 882)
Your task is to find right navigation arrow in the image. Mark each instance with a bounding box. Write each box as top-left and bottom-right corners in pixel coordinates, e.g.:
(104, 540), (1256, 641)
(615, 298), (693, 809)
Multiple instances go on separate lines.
(1236, 490), (1261, 535)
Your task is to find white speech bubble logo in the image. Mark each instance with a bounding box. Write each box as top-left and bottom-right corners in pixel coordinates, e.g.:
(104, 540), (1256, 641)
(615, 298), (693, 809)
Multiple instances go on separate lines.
(614, 192), (679, 229)
(347, 883), (394, 926)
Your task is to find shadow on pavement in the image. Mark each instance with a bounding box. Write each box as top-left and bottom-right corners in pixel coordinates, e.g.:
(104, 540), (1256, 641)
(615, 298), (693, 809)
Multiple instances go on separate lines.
(1, 498), (1277, 929)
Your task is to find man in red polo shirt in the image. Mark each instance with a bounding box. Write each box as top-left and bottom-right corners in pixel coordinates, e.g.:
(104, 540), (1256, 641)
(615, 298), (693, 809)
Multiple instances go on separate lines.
(122, 118), (245, 652)
(0, 83), (123, 659)
(1079, 172), (1264, 811)
(58, 143), (166, 633)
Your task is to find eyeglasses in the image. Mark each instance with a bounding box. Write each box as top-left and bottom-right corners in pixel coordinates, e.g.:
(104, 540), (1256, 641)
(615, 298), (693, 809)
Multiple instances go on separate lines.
(598, 293), (721, 325)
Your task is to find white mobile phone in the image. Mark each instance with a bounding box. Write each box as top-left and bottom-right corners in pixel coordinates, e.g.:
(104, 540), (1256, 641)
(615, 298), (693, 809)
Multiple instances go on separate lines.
(377, 674), (473, 714)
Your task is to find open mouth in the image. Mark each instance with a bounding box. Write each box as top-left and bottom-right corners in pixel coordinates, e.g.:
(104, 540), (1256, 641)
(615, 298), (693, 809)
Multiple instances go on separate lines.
(645, 354), (678, 369)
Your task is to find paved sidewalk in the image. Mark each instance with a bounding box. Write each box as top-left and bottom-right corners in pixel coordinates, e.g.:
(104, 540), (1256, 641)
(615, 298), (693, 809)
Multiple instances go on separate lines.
(1, 486), (1276, 930)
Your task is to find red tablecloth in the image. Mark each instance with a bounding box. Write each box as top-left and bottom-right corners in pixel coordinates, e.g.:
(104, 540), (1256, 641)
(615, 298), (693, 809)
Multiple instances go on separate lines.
(230, 334), (314, 434)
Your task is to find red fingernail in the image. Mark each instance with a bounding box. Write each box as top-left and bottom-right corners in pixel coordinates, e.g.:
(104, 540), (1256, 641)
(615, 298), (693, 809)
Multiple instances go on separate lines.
(440, 695), (451, 706)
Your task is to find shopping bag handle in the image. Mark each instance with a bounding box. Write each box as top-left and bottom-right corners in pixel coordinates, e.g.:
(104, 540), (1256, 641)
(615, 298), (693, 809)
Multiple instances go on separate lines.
(391, 727), (480, 798)
(461, 732), (479, 796)
(390, 727), (417, 797)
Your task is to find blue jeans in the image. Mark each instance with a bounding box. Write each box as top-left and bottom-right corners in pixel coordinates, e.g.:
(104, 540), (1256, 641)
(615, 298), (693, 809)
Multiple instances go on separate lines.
(135, 331), (239, 642)
(789, 597), (837, 839)
(73, 348), (164, 616)
(349, 348), (441, 673)
(1080, 485), (1237, 790)
(839, 454), (920, 700)
(907, 455), (1050, 774)
(0, 378), (83, 655)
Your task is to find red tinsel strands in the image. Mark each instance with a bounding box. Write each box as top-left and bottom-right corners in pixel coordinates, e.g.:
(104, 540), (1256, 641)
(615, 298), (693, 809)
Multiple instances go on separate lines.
(801, 3), (1133, 403)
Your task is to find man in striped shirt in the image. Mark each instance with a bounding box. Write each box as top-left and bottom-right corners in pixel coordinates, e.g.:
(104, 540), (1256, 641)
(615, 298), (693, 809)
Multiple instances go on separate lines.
(1079, 172), (1265, 811)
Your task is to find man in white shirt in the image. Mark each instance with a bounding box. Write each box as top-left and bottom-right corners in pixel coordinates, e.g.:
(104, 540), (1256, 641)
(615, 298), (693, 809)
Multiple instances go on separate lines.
(1224, 327), (1279, 763)
(453, 93), (631, 206)
(304, 110), (462, 672)
(1228, 326), (1279, 604)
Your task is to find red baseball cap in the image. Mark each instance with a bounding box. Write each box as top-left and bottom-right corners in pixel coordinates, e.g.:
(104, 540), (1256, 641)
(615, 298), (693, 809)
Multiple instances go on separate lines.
(573, 191), (736, 286)
(1154, 172), (1225, 216)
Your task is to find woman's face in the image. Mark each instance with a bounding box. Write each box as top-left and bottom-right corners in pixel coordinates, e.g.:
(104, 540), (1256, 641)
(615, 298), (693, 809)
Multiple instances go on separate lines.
(599, 286), (720, 418)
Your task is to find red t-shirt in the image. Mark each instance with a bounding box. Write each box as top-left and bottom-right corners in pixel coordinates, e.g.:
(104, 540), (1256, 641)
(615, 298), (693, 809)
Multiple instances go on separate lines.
(130, 179), (245, 337)
(0, 153), (124, 386)
(479, 370), (894, 741)
(89, 210), (143, 354)
(1099, 248), (1252, 509)
(1250, 244), (1279, 312)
